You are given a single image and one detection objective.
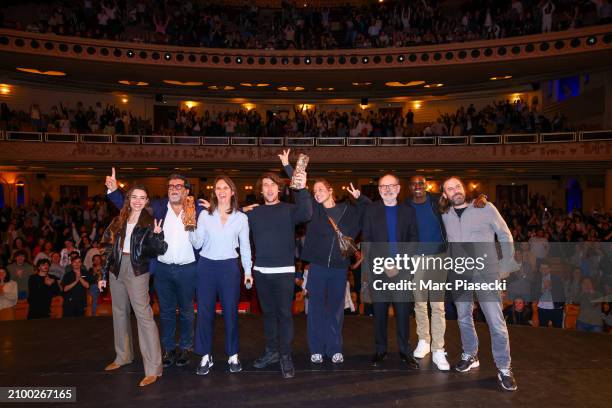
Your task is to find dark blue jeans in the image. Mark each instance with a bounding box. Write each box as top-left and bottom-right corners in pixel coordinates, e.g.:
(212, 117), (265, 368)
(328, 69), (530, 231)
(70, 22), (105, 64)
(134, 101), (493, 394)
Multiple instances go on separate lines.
(306, 263), (347, 357)
(576, 320), (603, 333)
(194, 257), (241, 357)
(154, 262), (197, 351)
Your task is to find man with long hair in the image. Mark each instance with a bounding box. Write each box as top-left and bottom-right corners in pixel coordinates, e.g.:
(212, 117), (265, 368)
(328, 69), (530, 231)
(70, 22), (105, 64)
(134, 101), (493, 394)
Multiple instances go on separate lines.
(247, 163), (312, 379)
(105, 168), (202, 369)
(440, 176), (519, 392)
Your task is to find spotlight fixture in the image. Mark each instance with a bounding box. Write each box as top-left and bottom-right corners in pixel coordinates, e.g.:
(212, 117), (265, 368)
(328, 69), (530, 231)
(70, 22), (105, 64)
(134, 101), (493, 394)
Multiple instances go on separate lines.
(236, 56), (243, 64)
(398, 55), (405, 62)
(362, 56), (369, 63)
(164, 53), (172, 60)
(305, 57), (312, 65)
(127, 50), (135, 57)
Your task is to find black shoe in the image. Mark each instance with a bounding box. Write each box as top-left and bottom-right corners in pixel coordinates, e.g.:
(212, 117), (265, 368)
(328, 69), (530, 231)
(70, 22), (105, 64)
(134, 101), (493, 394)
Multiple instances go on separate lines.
(162, 349), (176, 368)
(196, 356), (213, 376)
(253, 350), (280, 369)
(399, 353), (419, 369)
(280, 355), (295, 379)
(498, 369), (518, 391)
(175, 349), (190, 367)
(371, 352), (387, 367)
(229, 358), (242, 373)
(455, 354), (480, 372)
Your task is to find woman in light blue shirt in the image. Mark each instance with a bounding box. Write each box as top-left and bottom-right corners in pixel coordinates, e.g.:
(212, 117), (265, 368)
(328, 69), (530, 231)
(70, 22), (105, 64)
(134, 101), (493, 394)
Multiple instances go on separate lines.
(189, 175), (252, 376)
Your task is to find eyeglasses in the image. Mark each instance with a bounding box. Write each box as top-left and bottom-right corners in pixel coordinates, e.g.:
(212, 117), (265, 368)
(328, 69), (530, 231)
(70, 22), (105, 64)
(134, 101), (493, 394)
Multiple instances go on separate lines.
(167, 184), (185, 191)
(378, 184), (399, 191)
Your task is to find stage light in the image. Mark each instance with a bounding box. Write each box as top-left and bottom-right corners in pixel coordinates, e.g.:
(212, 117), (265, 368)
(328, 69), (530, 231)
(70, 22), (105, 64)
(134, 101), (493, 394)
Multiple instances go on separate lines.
(164, 53), (172, 60)
(127, 50), (134, 57)
(236, 56), (243, 64)
(587, 36), (597, 45)
(362, 56), (369, 63)
(305, 57), (312, 64)
(0, 83), (11, 94)
(398, 55), (405, 62)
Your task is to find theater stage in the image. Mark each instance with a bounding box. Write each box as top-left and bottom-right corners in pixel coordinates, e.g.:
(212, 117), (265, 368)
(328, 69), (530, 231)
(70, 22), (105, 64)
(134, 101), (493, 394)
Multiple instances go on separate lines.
(1, 315), (610, 407)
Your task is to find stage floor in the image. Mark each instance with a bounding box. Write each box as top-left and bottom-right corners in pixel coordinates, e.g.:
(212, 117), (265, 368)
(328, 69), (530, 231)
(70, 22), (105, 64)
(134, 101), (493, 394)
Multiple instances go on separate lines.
(1, 315), (611, 407)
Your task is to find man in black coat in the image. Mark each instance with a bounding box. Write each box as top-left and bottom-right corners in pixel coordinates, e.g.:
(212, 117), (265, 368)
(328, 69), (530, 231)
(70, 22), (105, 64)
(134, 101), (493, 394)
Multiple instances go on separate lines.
(362, 173), (419, 369)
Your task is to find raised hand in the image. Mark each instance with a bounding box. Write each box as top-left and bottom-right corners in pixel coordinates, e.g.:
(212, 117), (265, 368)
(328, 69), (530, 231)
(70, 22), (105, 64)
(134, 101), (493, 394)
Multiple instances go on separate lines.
(105, 167), (118, 192)
(242, 204), (260, 213)
(278, 149), (291, 166)
(292, 171), (307, 190)
(153, 219), (163, 234)
(346, 182), (361, 199)
(197, 199), (211, 209)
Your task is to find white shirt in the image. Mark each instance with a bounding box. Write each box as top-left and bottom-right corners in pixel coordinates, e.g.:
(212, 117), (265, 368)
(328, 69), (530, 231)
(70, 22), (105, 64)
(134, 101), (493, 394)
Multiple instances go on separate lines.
(189, 210), (252, 276)
(158, 203), (196, 265)
(123, 222), (136, 253)
(0, 281), (18, 310)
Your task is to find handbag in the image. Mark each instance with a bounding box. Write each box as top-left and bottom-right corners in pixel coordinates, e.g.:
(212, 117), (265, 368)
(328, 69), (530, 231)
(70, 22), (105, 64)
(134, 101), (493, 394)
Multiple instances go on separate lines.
(327, 215), (358, 258)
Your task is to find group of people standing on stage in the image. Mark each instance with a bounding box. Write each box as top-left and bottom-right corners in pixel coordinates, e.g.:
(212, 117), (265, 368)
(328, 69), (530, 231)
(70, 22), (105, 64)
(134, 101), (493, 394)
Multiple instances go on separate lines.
(96, 149), (518, 392)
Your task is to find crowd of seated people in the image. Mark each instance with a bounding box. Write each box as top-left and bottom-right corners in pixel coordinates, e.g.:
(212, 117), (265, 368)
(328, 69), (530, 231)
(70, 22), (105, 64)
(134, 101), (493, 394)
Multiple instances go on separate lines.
(0, 187), (610, 330)
(1, 1), (610, 50)
(0, 100), (574, 138)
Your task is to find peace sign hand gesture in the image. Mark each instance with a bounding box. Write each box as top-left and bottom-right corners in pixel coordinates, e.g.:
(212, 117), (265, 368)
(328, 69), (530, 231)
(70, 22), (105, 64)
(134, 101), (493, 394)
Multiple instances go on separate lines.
(278, 149), (291, 166)
(105, 167), (118, 192)
(347, 183), (361, 199)
(153, 219), (163, 234)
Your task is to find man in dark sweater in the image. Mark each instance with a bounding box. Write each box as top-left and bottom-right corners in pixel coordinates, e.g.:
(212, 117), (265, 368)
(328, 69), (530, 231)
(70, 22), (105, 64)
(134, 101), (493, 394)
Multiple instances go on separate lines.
(28, 259), (61, 319)
(248, 168), (312, 379)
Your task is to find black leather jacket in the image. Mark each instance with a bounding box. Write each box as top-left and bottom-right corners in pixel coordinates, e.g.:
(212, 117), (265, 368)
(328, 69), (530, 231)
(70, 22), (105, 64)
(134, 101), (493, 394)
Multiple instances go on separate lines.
(101, 210), (168, 280)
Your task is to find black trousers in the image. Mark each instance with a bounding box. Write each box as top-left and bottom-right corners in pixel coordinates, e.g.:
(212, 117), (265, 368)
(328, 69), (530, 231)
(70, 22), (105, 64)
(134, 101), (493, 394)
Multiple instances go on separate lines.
(538, 307), (563, 328)
(63, 299), (86, 317)
(373, 302), (413, 355)
(254, 271), (295, 356)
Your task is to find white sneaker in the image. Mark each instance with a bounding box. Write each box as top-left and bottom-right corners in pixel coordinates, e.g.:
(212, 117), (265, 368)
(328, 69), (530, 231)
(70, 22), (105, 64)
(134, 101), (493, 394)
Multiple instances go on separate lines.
(432, 350), (450, 371)
(331, 353), (344, 364)
(228, 354), (239, 364)
(413, 340), (431, 359)
(310, 354), (323, 364)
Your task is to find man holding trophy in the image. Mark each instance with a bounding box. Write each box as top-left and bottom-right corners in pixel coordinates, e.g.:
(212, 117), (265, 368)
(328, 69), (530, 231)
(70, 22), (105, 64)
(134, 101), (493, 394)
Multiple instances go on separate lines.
(105, 169), (201, 369)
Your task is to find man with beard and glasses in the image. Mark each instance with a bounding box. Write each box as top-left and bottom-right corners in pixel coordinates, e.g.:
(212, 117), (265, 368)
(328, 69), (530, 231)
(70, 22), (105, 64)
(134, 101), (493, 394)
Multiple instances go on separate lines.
(440, 176), (519, 392)
(362, 173), (420, 370)
(106, 168), (202, 369)
(405, 176), (486, 370)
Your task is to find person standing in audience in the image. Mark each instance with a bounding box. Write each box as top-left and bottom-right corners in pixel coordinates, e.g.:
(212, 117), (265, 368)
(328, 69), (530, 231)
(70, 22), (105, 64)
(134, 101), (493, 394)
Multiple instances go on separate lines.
(575, 277), (604, 332)
(61, 256), (92, 317)
(0, 266), (18, 321)
(27, 259), (60, 319)
(189, 176), (252, 376)
(7, 250), (34, 300)
(362, 173), (420, 370)
(106, 168), (202, 369)
(88, 254), (103, 316)
(533, 260), (565, 328)
(98, 184), (167, 387)
(283, 156), (370, 364)
(440, 176), (518, 392)
(247, 161), (312, 379)
(49, 252), (65, 281)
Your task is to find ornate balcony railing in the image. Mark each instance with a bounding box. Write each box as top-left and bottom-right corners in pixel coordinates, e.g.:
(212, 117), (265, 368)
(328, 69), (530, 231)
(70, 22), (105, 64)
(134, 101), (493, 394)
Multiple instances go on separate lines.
(2, 130), (611, 147)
